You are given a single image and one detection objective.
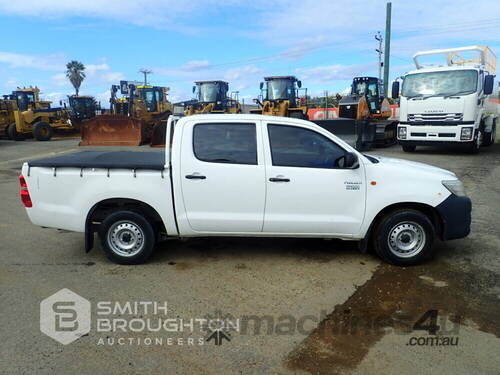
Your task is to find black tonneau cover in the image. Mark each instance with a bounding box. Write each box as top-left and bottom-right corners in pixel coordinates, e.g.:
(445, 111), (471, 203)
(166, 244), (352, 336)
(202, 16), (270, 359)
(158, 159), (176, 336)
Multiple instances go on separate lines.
(28, 151), (165, 170)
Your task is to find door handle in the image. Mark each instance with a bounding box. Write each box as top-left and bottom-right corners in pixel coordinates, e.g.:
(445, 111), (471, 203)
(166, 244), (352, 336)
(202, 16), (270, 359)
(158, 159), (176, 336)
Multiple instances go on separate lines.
(185, 174), (206, 180)
(269, 177), (290, 182)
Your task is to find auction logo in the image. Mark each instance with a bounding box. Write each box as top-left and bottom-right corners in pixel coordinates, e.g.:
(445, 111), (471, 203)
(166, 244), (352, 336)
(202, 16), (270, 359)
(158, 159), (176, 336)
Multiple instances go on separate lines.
(40, 288), (91, 345)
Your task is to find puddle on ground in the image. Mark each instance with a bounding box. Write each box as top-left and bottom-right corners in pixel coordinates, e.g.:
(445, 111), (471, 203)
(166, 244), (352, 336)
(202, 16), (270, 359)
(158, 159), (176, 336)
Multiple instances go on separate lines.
(286, 261), (500, 375)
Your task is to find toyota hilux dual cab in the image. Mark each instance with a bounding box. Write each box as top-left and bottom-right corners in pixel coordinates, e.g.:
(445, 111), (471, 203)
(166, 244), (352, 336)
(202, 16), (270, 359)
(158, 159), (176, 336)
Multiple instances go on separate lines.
(20, 114), (471, 266)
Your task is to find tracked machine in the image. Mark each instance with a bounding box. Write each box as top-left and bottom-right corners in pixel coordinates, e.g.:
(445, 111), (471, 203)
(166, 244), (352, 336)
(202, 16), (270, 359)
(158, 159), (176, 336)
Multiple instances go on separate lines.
(251, 76), (308, 119)
(80, 81), (172, 146)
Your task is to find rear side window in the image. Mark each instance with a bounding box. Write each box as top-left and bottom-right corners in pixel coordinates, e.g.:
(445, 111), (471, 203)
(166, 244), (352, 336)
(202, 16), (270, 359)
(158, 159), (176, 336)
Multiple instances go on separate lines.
(193, 123), (257, 165)
(268, 124), (345, 168)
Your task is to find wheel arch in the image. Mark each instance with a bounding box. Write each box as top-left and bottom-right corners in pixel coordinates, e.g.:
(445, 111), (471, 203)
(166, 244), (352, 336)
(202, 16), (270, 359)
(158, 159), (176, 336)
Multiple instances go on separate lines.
(362, 202), (443, 252)
(85, 198), (166, 252)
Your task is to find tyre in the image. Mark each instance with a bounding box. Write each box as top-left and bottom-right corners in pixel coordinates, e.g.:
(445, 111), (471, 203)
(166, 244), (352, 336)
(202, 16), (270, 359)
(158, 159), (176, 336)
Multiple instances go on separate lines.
(7, 123), (24, 141)
(32, 121), (53, 141)
(289, 111), (307, 120)
(373, 209), (435, 266)
(466, 130), (481, 154)
(402, 145), (416, 152)
(482, 121), (496, 147)
(98, 211), (156, 265)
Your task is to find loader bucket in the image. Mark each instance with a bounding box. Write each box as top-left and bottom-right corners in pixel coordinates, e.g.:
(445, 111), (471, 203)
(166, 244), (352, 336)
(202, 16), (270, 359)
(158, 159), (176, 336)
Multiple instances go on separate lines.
(79, 115), (148, 146)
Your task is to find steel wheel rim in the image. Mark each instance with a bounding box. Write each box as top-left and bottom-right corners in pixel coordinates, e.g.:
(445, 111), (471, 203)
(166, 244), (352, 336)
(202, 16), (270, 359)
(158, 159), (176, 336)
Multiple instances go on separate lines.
(107, 220), (145, 257)
(387, 221), (426, 258)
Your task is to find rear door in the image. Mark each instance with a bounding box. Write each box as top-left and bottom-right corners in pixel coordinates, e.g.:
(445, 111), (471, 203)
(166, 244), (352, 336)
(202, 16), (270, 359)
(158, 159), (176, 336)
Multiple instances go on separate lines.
(262, 121), (366, 235)
(179, 119), (266, 233)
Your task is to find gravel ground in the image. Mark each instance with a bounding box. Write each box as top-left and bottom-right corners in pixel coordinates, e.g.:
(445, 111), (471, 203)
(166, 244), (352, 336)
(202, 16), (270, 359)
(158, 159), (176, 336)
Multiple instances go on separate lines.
(0, 137), (499, 375)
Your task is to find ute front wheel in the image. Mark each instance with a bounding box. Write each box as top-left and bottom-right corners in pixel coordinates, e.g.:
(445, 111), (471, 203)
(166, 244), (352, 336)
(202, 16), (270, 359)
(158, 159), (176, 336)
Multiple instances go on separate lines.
(374, 209), (435, 266)
(98, 211), (156, 265)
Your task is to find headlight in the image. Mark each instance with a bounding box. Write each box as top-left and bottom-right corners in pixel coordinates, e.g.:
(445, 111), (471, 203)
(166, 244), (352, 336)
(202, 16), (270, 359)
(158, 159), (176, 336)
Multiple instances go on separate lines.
(398, 126), (407, 140)
(442, 180), (466, 197)
(460, 127), (473, 140)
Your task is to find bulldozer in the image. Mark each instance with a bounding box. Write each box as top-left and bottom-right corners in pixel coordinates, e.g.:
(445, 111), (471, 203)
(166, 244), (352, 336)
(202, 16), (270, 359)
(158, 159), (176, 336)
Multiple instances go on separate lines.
(6, 87), (75, 141)
(338, 76), (396, 145)
(184, 81), (241, 115)
(251, 76), (308, 119)
(66, 95), (99, 129)
(80, 82), (172, 146)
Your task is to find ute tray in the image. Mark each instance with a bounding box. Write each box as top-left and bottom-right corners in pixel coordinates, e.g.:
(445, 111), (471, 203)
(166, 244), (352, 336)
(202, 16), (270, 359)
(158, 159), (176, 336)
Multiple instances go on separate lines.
(28, 151), (165, 170)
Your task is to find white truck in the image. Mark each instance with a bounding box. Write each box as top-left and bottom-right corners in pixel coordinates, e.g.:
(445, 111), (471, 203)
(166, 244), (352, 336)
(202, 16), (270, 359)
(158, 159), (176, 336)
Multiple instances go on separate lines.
(393, 46), (498, 152)
(20, 114), (471, 266)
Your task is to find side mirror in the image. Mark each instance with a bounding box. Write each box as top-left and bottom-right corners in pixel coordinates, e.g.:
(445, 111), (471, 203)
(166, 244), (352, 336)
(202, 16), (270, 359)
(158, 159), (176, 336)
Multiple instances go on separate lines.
(484, 75), (494, 95)
(391, 81), (400, 99)
(59, 100), (63, 106)
(297, 80), (302, 88)
(337, 152), (359, 169)
(259, 82), (264, 90)
(192, 85), (196, 93)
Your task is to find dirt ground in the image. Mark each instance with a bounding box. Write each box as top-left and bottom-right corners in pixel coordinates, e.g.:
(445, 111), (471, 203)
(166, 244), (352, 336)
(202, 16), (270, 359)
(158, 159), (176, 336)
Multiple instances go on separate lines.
(0, 137), (499, 375)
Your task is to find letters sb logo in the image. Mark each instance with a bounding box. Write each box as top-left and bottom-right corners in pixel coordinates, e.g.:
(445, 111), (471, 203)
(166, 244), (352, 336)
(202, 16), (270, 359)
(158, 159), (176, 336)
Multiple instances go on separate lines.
(40, 288), (91, 345)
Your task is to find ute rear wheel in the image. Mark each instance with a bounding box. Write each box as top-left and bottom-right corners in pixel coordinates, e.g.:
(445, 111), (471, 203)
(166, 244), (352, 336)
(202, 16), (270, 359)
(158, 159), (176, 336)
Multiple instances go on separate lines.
(373, 209), (435, 266)
(7, 123), (24, 141)
(98, 211), (156, 265)
(33, 122), (53, 141)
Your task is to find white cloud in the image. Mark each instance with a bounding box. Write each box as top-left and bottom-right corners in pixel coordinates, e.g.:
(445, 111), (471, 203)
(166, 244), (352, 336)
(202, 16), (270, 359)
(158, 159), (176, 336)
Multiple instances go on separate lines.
(180, 60), (210, 72)
(295, 63), (374, 83)
(0, 51), (64, 70)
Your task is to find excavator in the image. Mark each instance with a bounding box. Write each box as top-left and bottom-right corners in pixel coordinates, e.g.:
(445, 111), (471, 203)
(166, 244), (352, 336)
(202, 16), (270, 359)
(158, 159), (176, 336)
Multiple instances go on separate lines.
(80, 81), (172, 146)
(251, 76), (308, 119)
(5, 87), (75, 141)
(184, 80), (241, 115)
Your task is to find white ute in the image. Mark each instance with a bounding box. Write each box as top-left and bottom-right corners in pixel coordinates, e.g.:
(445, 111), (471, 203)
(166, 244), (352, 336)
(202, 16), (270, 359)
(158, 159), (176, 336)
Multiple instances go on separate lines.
(20, 114), (471, 266)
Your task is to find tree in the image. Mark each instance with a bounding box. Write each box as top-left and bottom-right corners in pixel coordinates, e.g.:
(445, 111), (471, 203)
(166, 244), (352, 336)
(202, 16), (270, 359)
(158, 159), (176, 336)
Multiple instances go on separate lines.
(66, 61), (86, 96)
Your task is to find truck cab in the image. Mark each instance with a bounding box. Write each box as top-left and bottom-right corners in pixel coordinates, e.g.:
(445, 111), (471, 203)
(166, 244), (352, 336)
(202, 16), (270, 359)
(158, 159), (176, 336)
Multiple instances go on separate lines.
(394, 45), (498, 152)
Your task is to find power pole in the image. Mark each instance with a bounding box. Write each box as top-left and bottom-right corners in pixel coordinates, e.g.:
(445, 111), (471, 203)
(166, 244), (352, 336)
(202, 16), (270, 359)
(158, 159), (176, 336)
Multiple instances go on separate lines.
(375, 31), (383, 81)
(383, 2), (392, 96)
(324, 90), (329, 119)
(139, 69), (152, 85)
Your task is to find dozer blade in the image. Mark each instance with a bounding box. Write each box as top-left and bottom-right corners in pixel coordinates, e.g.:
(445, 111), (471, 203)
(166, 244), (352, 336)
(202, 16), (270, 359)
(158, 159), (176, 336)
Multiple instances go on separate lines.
(79, 115), (148, 146)
(150, 121), (167, 147)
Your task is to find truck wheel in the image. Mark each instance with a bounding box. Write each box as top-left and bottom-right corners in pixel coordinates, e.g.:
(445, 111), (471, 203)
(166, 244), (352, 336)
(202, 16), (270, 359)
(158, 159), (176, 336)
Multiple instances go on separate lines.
(98, 211), (156, 265)
(373, 209), (435, 266)
(466, 130), (481, 154)
(402, 145), (416, 152)
(7, 123), (24, 141)
(482, 122), (496, 147)
(33, 122), (53, 141)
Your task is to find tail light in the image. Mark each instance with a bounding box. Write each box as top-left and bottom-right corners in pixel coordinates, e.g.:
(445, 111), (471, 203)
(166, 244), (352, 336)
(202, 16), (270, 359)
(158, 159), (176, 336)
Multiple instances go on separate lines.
(19, 174), (32, 207)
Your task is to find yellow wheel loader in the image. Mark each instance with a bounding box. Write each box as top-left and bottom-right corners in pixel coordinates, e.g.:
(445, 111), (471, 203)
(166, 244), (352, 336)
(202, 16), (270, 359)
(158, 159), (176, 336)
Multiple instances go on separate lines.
(250, 76), (308, 119)
(7, 87), (74, 141)
(338, 76), (396, 146)
(80, 82), (172, 146)
(184, 81), (241, 116)
(0, 97), (16, 139)
(149, 80), (242, 147)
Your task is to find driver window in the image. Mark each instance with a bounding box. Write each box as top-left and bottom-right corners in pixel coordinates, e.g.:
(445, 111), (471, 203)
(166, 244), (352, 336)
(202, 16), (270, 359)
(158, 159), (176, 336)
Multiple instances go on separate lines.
(268, 124), (345, 168)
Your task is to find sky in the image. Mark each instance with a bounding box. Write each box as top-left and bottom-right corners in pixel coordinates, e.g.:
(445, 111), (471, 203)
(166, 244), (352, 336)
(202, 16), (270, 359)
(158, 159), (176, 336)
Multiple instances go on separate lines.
(0, 0), (499, 107)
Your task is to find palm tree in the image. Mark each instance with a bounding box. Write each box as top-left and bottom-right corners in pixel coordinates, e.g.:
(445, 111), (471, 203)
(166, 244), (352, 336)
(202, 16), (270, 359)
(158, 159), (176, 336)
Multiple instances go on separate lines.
(66, 61), (86, 96)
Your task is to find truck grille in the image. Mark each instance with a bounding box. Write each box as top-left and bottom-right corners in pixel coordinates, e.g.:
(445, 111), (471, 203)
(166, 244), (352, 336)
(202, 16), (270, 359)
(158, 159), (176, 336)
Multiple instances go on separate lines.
(408, 113), (463, 124)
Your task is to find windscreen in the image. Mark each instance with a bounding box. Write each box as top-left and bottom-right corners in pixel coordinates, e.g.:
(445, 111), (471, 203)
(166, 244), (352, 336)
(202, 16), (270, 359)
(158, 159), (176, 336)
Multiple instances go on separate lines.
(267, 79), (294, 100)
(199, 83), (219, 103)
(402, 70), (478, 98)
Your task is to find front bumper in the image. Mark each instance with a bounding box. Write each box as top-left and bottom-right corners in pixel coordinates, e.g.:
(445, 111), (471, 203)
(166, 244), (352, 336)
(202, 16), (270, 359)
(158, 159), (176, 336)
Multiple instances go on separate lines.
(397, 123), (475, 143)
(435, 194), (472, 240)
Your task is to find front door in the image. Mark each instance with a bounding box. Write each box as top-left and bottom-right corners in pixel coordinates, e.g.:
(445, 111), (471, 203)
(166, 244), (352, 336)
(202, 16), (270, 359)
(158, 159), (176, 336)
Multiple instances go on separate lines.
(180, 120), (266, 233)
(262, 122), (366, 235)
